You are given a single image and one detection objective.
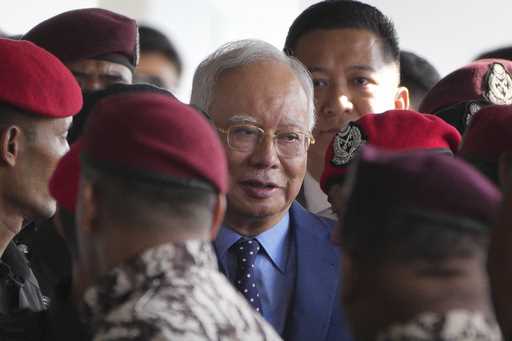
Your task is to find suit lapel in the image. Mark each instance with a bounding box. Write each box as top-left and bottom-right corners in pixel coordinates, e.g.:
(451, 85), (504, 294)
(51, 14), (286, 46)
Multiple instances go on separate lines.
(285, 202), (340, 341)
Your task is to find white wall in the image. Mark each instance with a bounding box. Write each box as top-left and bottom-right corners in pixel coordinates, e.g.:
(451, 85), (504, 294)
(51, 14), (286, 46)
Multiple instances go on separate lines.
(0, 0), (97, 35)
(100, 0), (307, 100)
(2, 0), (512, 100)
(364, 0), (512, 75)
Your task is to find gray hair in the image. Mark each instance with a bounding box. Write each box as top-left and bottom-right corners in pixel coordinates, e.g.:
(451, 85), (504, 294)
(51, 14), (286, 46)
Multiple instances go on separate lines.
(190, 39), (316, 131)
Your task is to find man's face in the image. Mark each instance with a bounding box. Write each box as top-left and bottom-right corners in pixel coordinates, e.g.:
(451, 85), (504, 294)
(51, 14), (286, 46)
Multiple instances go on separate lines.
(14, 116), (73, 220)
(66, 59), (133, 92)
(135, 52), (180, 91)
(209, 61), (309, 229)
(293, 28), (406, 178)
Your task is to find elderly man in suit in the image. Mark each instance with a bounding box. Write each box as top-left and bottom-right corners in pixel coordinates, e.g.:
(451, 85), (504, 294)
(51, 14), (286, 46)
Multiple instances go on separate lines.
(190, 39), (351, 341)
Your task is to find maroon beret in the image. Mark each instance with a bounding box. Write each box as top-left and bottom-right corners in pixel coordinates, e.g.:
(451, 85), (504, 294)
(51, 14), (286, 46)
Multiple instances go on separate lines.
(341, 145), (501, 244)
(82, 90), (228, 193)
(458, 105), (512, 184)
(419, 59), (512, 134)
(320, 109), (461, 193)
(23, 8), (138, 67)
(49, 141), (81, 213)
(0, 38), (82, 117)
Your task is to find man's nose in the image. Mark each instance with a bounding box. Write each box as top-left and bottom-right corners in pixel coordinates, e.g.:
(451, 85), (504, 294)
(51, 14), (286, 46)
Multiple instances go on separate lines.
(248, 135), (280, 169)
(320, 84), (355, 118)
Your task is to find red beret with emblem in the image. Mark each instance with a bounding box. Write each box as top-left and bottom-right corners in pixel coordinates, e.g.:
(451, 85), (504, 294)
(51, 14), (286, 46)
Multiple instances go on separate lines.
(459, 104), (512, 184)
(419, 59), (512, 134)
(23, 8), (139, 67)
(320, 109), (461, 193)
(49, 141), (81, 213)
(340, 145), (501, 249)
(81, 89), (228, 193)
(0, 38), (82, 117)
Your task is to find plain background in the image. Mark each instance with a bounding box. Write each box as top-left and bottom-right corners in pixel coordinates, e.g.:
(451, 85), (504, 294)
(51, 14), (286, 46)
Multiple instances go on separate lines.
(2, 0), (510, 100)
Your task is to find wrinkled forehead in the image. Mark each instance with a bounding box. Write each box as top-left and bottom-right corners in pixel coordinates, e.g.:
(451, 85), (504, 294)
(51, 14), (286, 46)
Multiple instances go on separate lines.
(211, 61), (310, 130)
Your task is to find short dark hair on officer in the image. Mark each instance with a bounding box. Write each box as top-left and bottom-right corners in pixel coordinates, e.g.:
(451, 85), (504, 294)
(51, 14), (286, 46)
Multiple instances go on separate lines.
(348, 208), (489, 265)
(400, 51), (441, 109)
(82, 165), (218, 229)
(139, 25), (183, 76)
(284, 0), (399, 63)
(341, 146), (501, 264)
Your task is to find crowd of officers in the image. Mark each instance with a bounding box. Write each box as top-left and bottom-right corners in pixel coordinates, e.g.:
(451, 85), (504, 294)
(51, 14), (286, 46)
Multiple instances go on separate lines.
(1, 1), (512, 340)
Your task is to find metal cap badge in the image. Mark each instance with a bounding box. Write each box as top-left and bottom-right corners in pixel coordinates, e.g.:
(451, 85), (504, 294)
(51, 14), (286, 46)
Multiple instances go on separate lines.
(331, 123), (366, 166)
(484, 63), (512, 105)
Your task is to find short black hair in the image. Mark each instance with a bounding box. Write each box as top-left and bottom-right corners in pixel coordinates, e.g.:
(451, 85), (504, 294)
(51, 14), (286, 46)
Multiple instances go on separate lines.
(400, 51), (441, 110)
(474, 46), (512, 61)
(82, 164), (217, 231)
(138, 25), (183, 76)
(0, 103), (41, 142)
(343, 207), (489, 264)
(284, 0), (400, 63)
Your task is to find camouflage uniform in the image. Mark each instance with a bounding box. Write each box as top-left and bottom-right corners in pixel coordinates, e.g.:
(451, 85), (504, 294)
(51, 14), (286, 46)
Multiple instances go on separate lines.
(83, 240), (282, 341)
(377, 310), (502, 341)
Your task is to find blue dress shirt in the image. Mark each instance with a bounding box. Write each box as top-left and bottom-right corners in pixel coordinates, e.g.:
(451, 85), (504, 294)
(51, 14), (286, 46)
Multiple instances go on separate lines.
(214, 213), (295, 335)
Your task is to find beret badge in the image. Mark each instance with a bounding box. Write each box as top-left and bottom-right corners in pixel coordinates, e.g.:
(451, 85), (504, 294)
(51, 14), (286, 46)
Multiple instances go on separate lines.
(331, 124), (366, 166)
(484, 63), (512, 105)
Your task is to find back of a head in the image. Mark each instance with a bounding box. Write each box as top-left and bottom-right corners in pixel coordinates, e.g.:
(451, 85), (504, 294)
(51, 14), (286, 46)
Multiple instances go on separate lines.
(340, 146), (501, 340)
(138, 25), (182, 76)
(341, 145), (501, 260)
(400, 51), (441, 110)
(459, 104), (512, 186)
(80, 86), (228, 230)
(284, 0), (399, 65)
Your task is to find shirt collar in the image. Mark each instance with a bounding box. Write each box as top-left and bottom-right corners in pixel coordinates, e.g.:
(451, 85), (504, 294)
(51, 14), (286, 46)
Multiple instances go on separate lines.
(214, 212), (290, 273)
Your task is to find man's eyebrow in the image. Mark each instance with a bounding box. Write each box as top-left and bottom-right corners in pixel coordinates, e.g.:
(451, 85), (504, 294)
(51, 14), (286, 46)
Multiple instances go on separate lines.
(347, 64), (376, 72)
(308, 64), (377, 73)
(227, 115), (258, 124)
(308, 66), (328, 73)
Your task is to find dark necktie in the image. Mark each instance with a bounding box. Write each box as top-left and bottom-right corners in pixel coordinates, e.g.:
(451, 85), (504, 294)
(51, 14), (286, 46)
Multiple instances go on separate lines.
(233, 238), (262, 313)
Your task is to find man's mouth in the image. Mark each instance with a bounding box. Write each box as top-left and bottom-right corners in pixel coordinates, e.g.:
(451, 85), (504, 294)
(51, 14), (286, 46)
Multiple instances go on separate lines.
(239, 179), (280, 199)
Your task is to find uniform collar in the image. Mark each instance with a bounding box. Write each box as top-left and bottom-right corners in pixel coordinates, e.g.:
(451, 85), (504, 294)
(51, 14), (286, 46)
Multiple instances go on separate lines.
(83, 240), (217, 321)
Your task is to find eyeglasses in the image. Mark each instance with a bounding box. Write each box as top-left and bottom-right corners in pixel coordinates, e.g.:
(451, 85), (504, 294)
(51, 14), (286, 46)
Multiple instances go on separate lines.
(217, 124), (315, 158)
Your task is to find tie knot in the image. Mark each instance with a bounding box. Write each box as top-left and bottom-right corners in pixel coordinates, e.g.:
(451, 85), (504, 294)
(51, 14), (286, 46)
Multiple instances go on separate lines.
(233, 238), (260, 260)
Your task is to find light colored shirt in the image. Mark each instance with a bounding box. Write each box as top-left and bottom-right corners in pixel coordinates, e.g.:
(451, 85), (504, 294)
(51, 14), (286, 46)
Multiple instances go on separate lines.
(83, 241), (282, 341)
(303, 172), (330, 214)
(214, 213), (295, 336)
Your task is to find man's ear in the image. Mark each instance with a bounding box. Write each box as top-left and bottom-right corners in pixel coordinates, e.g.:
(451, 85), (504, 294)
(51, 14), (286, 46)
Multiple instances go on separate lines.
(394, 86), (410, 110)
(0, 126), (22, 167)
(209, 193), (226, 240)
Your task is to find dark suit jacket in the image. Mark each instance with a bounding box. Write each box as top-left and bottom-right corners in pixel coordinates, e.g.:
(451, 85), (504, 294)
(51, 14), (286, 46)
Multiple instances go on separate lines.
(216, 201), (352, 341)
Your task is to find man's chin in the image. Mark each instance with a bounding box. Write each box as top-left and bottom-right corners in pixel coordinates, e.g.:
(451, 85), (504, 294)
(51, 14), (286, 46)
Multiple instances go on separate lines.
(30, 200), (57, 223)
(228, 196), (286, 219)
